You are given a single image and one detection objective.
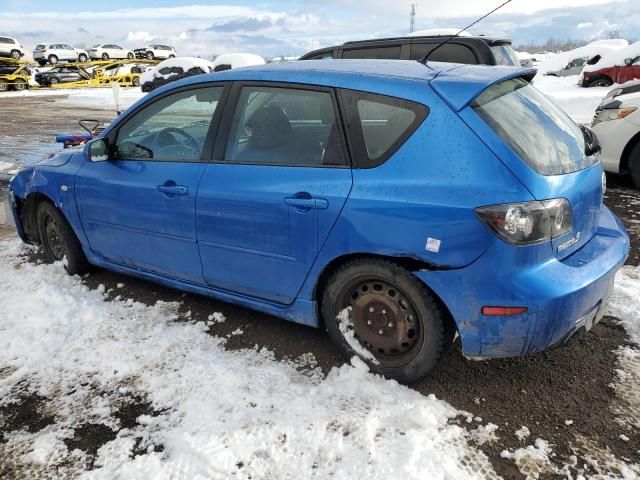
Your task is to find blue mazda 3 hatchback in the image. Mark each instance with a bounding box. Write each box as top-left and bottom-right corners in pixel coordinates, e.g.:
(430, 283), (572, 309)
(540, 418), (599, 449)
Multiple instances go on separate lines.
(7, 60), (630, 383)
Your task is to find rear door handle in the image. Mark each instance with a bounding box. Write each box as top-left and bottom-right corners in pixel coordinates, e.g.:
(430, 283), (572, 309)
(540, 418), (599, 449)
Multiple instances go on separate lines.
(284, 197), (329, 210)
(157, 184), (188, 195)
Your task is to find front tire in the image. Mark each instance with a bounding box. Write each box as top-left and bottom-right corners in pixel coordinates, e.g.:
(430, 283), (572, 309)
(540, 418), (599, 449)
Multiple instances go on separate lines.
(48, 77), (59, 86)
(629, 142), (640, 189)
(132, 76), (140, 87)
(78, 54), (88, 63)
(101, 53), (109, 60)
(48, 55), (58, 65)
(588, 76), (613, 88)
(146, 51), (154, 60)
(36, 202), (90, 275)
(321, 259), (448, 383)
(10, 50), (20, 59)
(127, 52), (134, 59)
(0, 79), (7, 92)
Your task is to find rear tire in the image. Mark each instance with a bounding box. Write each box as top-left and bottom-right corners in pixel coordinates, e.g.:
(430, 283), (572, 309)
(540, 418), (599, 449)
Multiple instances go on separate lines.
(48, 77), (59, 86)
(321, 259), (448, 384)
(78, 54), (88, 63)
(629, 142), (640, 189)
(0, 79), (7, 92)
(146, 51), (154, 60)
(588, 76), (613, 88)
(132, 76), (140, 87)
(10, 50), (20, 59)
(36, 202), (90, 275)
(168, 54), (175, 59)
(101, 53), (109, 60)
(12, 78), (27, 91)
(127, 52), (134, 59)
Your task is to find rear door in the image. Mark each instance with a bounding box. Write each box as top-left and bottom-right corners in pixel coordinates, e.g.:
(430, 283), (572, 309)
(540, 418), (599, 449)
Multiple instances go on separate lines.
(196, 82), (352, 304)
(77, 85), (227, 282)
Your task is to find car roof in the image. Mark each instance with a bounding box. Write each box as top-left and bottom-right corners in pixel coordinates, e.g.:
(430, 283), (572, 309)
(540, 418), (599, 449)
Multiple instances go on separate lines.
(151, 59), (535, 112)
(342, 35), (512, 46)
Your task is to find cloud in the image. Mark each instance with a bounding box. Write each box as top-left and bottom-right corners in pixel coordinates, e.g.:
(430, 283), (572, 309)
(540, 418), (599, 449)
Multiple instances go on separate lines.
(127, 31), (158, 43)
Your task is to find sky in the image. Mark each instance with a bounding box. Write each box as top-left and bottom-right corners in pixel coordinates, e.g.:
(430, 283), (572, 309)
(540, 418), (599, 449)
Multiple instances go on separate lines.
(0, 0), (638, 58)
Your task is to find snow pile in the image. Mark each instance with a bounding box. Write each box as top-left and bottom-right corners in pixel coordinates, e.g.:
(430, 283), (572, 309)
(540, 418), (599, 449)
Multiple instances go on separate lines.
(0, 238), (495, 479)
(336, 307), (379, 364)
(211, 53), (265, 71)
(534, 74), (608, 124)
(140, 57), (214, 84)
(537, 40), (628, 75)
(584, 41), (640, 73)
(408, 28), (472, 37)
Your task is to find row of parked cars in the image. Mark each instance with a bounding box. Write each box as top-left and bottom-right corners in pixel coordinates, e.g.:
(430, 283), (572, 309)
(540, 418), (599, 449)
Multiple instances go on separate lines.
(0, 36), (177, 65)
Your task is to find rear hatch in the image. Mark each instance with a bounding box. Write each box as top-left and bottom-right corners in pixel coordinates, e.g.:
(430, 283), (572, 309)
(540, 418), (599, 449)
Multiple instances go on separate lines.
(429, 68), (603, 259)
(471, 76), (603, 259)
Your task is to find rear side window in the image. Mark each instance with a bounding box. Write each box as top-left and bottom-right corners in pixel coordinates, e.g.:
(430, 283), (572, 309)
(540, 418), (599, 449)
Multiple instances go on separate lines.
(342, 46), (402, 60)
(472, 78), (594, 175)
(224, 86), (346, 167)
(340, 90), (428, 168)
(409, 43), (477, 64)
(489, 45), (520, 66)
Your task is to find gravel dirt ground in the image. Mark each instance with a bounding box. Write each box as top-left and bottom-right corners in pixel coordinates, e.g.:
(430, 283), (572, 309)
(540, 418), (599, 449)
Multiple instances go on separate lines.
(0, 93), (639, 479)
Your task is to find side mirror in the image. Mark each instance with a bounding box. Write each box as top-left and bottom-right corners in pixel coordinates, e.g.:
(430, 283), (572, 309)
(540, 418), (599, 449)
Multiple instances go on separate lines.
(88, 138), (110, 162)
(625, 58), (633, 66)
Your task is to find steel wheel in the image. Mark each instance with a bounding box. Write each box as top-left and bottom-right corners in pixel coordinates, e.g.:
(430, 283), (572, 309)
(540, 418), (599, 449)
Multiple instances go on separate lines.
(338, 276), (423, 368)
(43, 213), (66, 261)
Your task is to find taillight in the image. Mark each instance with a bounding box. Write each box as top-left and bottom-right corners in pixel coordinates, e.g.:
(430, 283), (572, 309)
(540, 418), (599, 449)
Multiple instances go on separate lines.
(475, 199), (573, 245)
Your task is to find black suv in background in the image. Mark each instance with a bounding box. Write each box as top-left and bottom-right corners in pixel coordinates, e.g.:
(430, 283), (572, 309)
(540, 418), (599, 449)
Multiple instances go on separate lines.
(300, 35), (520, 66)
(35, 65), (92, 86)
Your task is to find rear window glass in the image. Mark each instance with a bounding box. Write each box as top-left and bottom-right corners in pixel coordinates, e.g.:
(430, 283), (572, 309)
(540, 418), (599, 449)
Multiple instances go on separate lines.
(489, 45), (520, 66)
(473, 78), (595, 175)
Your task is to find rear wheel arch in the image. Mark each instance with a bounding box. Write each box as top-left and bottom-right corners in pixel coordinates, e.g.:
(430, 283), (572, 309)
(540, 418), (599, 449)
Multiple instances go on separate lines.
(314, 253), (458, 337)
(620, 130), (640, 173)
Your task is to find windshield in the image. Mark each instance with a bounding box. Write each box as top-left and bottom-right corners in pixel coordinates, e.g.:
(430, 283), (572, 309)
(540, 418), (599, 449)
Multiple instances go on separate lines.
(490, 45), (520, 66)
(473, 78), (596, 175)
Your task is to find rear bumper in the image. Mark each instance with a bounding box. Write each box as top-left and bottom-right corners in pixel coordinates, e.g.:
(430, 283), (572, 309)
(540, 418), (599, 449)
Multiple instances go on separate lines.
(415, 205), (630, 358)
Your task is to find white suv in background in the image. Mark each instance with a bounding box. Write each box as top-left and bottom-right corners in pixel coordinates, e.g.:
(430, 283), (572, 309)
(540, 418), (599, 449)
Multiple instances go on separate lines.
(33, 43), (89, 65)
(134, 45), (177, 60)
(592, 81), (640, 188)
(0, 36), (24, 59)
(87, 44), (134, 60)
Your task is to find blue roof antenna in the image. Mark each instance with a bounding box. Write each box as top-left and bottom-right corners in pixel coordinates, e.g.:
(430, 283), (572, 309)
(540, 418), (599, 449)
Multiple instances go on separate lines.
(417, 0), (513, 66)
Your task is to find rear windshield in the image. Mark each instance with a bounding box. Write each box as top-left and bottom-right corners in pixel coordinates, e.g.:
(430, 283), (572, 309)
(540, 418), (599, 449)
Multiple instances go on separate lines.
(472, 78), (595, 175)
(490, 45), (520, 67)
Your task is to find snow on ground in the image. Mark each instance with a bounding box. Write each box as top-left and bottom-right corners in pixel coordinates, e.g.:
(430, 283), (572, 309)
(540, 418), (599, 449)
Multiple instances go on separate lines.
(0, 87), (145, 110)
(0, 238), (496, 479)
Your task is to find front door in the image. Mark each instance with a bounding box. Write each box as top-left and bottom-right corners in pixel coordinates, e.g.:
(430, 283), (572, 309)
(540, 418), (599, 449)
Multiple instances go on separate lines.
(76, 85), (226, 283)
(197, 84), (353, 304)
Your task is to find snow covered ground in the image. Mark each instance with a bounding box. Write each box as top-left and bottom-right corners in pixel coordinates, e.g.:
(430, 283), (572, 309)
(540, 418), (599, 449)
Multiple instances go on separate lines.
(0, 238), (499, 479)
(533, 74), (607, 125)
(0, 87), (145, 111)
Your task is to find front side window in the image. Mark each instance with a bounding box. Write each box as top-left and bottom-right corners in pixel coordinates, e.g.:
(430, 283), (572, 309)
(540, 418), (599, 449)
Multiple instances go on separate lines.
(472, 78), (594, 175)
(224, 86), (346, 167)
(115, 87), (223, 161)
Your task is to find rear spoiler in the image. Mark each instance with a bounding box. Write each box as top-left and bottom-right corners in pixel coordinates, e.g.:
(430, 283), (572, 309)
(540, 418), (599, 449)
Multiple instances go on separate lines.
(429, 65), (537, 112)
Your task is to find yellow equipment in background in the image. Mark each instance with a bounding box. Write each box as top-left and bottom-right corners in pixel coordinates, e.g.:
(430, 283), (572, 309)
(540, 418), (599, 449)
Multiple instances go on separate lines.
(47, 59), (159, 89)
(0, 59), (32, 92)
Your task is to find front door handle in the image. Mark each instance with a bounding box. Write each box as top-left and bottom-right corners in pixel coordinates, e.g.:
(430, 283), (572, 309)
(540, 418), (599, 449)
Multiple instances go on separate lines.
(157, 184), (188, 195)
(284, 197), (329, 210)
